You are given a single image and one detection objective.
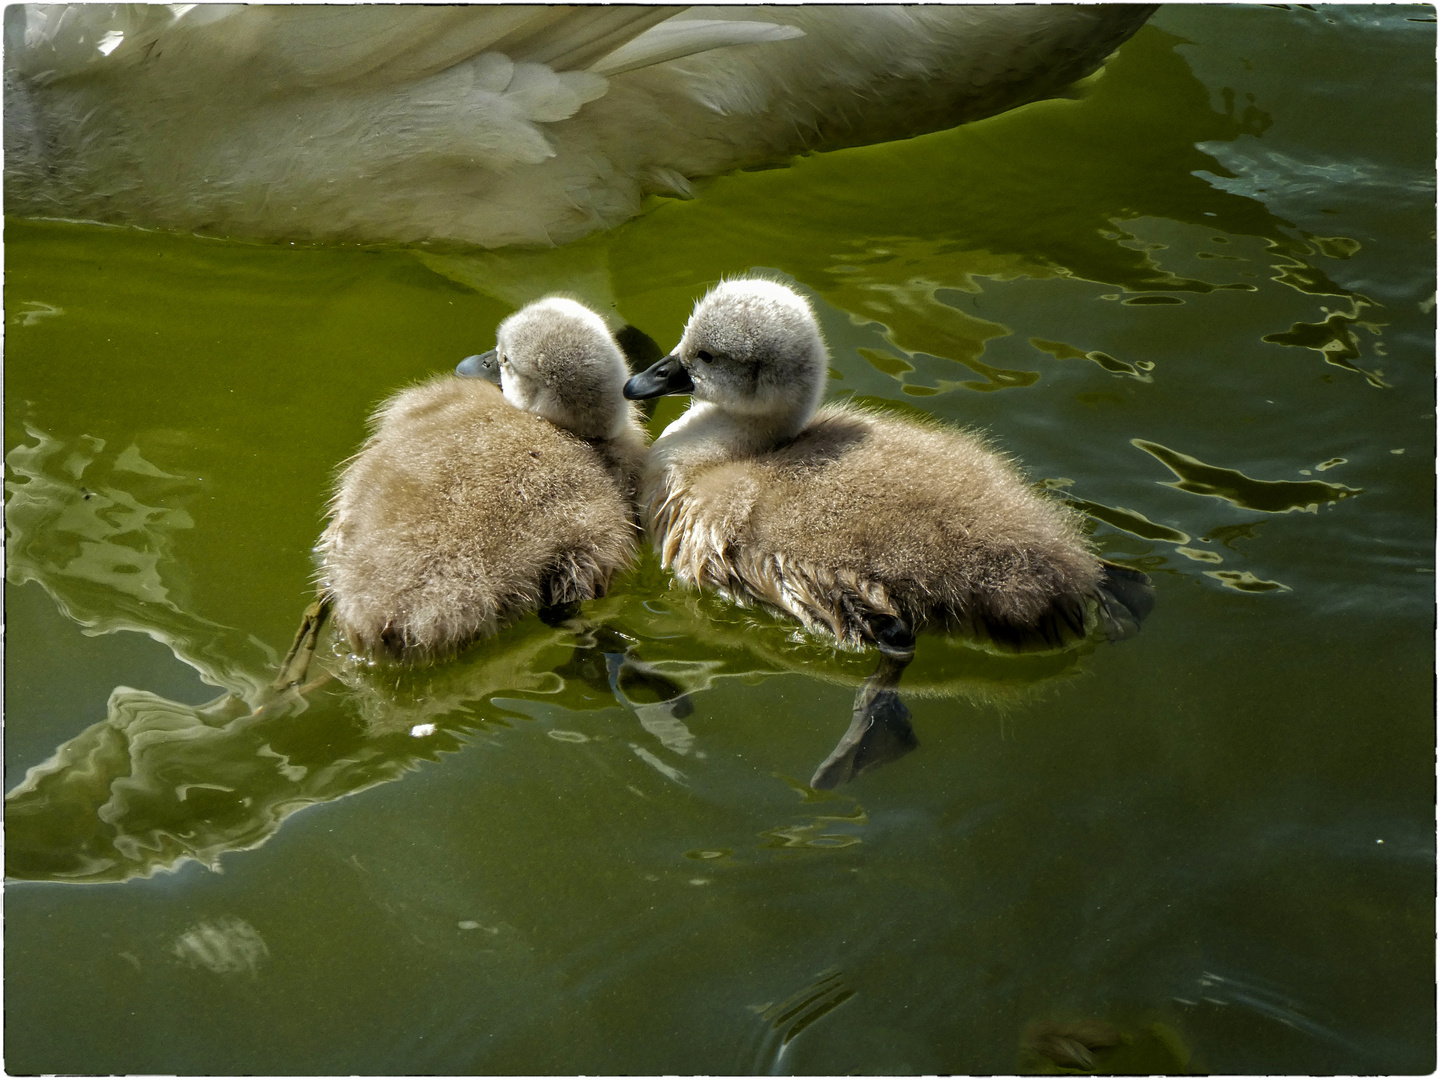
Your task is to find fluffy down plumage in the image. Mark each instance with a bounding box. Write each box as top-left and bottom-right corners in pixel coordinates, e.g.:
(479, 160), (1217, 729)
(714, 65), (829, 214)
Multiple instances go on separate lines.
(652, 403), (1107, 650)
(627, 278), (1152, 653)
(319, 299), (647, 662)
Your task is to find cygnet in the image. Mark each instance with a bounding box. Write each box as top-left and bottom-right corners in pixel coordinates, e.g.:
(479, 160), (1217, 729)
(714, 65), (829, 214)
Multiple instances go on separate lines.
(624, 278), (1153, 786)
(320, 297), (647, 662)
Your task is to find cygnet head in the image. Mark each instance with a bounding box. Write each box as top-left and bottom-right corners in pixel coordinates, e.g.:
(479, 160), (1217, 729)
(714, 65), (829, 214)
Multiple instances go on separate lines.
(624, 279), (828, 439)
(488, 297), (631, 440)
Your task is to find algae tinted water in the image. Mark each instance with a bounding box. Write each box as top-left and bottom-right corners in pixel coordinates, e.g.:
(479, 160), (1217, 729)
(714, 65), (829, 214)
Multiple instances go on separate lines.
(5, 6), (1434, 1074)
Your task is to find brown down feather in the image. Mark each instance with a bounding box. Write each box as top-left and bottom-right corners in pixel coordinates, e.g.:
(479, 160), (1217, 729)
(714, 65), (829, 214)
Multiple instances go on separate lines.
(319, 375), (644, 662)
(647, 400), (1103, 651)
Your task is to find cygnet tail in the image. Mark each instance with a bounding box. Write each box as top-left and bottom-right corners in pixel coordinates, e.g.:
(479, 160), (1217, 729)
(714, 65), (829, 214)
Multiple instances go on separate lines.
(1095, 561), (1155, 642)
(975, 593), (1088, 652)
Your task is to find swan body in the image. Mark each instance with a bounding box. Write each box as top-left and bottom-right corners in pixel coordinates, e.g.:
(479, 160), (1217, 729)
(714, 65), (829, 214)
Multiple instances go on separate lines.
(319, 297), (647, 662)
(4, 5), (1154, 248)
(624, 279), (1152, 653)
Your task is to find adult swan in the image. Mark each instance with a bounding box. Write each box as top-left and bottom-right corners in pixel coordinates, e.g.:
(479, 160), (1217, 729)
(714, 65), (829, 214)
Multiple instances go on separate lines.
(4, 5), (1154, 249)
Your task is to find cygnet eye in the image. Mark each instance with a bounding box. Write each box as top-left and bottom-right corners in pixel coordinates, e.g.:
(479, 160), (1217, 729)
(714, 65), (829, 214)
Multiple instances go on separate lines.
(696, 350), (713, 363)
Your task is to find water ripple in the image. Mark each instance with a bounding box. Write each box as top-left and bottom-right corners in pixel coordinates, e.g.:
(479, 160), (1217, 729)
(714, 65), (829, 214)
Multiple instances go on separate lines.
(1132, 439), (1363, 513)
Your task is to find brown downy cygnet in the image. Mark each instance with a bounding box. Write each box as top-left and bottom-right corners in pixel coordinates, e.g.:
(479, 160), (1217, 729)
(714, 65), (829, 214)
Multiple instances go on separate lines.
(320, 297), (648, 663)
(624, 278), (1152, 787)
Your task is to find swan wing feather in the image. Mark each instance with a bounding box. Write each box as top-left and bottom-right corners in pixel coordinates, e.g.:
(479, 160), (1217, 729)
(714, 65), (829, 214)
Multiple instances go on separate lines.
(9, 5), (681, 87)
(590, 18), (805, 78)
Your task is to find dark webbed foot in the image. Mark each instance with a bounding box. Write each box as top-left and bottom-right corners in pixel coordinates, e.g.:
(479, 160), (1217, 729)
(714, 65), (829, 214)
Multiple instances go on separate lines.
(271, 592), (333, 692)
(1096, 561), (1155, 642)
(537, 600), (584, 628)
(810, 687), (918, 790)
(810, 616), (918, 789)
(871, 612), (917, 658)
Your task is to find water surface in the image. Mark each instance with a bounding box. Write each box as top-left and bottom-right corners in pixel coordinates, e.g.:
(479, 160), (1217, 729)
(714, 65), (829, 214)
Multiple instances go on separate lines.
(5, 6), (1434, 1074)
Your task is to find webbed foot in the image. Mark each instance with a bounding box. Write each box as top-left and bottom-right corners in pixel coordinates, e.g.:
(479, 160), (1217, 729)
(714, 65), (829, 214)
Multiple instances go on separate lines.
(270, 592), (333, 693)
(810, 686), (918, 789)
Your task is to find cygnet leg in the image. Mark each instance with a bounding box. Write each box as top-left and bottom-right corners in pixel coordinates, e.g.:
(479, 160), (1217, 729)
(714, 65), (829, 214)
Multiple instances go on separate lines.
(597, 626), (694, 719)
(546, 619), (694, 719)
(810, 618), (919, 790)
(243, 594), (334, 720)
(271, 593), (334, 692)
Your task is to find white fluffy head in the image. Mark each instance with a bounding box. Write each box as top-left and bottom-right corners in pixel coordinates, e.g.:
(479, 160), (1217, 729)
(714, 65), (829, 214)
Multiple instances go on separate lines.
(674, 278), (828, 432)
(495, 297), (631, 440)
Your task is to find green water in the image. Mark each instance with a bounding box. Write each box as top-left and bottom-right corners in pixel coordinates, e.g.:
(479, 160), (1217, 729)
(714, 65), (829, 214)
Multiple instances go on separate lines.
(5, 6), (1434, 1074)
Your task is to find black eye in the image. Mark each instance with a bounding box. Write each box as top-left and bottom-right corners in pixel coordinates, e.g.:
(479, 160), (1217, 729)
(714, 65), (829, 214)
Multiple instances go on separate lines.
(696, 350), (713, 363)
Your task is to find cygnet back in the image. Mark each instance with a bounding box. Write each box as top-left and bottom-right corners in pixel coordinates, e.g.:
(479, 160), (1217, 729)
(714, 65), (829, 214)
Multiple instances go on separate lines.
(320, 298), (647, 662)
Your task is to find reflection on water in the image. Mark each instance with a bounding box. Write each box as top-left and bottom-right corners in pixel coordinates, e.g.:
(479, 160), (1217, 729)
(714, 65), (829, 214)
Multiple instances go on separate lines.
(1175, 970), (1347, 1050)
(759, 806), (868, 852)
(757, 968), (858, 1052)
(1020, 1018), (1191, 1075)
(1204, 569), (1289, 594)
(6, 425), (274, 699)
(1058, 489), (1192, 546)
(1131, 439), (1363, 513)
(7, 567), (1092, 883)
(1262, 299), (1389, 387)
(1030, 338), (1154, 383)
(9, 685), (358, 882)
(172, 916), (270, 977)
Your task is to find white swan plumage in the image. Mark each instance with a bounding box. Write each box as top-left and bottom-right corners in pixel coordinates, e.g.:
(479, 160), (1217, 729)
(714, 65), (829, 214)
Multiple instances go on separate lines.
(4, 4), (1154, 248)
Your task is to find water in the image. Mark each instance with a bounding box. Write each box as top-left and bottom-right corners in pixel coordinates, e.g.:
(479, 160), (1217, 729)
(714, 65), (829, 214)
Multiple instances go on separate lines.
(4, 6), (1434, 1074)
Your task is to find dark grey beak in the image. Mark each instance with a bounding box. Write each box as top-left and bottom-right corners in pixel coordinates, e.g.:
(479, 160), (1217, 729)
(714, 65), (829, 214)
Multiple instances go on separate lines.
(456, 349), (501, 384)
(623, 354), (694, 400)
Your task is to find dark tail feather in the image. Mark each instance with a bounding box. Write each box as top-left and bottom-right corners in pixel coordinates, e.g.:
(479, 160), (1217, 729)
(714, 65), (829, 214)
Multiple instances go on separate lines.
(1095, 561), (1154, 642)
(975, 591), (1088, 652)
(966, 563), (1153, 652)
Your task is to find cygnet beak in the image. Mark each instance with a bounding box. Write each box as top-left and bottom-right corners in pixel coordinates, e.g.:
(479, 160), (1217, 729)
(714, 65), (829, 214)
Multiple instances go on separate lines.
(456, 350), (501, 384)
(624, 354), (693, 399)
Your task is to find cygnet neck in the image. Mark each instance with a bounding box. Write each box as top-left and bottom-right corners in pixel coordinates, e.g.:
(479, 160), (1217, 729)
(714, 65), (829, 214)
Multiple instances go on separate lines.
(657, 390), (818, 470)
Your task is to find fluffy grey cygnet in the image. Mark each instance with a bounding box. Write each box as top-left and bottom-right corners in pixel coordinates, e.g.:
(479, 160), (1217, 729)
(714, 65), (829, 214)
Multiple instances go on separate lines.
(624, 278), (1152, 786)
(626, 278), (1151, 651)
(320, 297), (648, 663)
